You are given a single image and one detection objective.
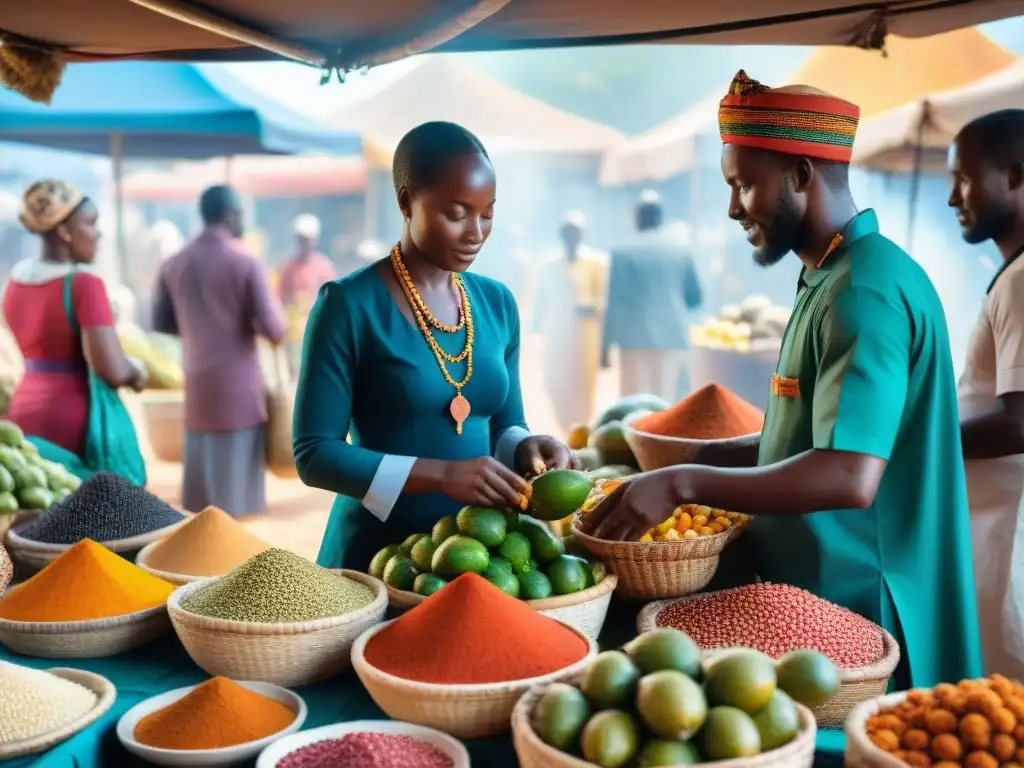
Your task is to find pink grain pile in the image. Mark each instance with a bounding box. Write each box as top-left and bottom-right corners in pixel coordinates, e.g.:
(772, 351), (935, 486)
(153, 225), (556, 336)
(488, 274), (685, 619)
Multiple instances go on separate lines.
(655, 582), (885, 668)
(277, 733), (454, 768)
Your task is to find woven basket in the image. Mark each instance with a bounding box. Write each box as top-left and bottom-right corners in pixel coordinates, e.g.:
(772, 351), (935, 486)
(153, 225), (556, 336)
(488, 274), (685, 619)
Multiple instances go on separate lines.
(0, 667), (117, 760)
(571, 514), (747, 600)
(0, 510), (25, 543)
(140, 391), (184, 463)
(167, 569), (388, 687)
(352, 619), (598, 739)
(0, 541), (11, 594)
(637, 594), (902, 728)
(0, 601), (170, 658)
(511, 683), (816, 768)
(133, 540), (205, 587)
(844, 691), (912, 768)
(5, 514), (191, 575)
(384, 565), (616, 640)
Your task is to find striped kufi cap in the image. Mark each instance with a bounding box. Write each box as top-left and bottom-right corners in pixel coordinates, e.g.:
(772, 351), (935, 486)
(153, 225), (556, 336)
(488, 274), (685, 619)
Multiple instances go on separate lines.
(718, 70), (860, 163)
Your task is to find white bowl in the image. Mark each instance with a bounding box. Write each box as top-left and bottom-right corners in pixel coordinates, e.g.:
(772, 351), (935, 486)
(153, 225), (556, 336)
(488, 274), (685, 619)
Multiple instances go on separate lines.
(257, 720), (470, 768)
(115, 680), (307, 766)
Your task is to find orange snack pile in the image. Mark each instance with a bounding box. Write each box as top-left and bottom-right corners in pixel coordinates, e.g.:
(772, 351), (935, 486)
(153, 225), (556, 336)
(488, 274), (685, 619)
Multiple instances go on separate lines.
(865, 675), (1024, 767)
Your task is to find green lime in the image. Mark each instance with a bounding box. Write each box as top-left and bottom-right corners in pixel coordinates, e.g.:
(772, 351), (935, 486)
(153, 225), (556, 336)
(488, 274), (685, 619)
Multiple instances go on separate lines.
(409, 536), (437, 572)
(518, 570), (554, 600)
(580, 651), (640, 710)
(702, 706), (761, 760)
(636, 670), (708, 740)
(625, 628), (701, 677)
(705, 650), (777, 713)
(637, 739), (702, 766)
(532, 683), (591, 751)
(581, 710), (639, 768)
(775, 649), (841, 709)
(368, 544), (400, 579)
(753, 690), (800, 751)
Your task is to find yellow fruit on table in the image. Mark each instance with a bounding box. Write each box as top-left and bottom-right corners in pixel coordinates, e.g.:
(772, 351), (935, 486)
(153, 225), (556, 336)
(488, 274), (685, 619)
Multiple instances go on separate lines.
(640, 504), (750, 542)
(567, 424), (590, 450)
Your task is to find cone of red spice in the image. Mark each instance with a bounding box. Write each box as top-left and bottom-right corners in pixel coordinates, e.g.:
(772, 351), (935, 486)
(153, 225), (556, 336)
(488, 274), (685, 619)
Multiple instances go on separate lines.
(633, 383), (764, 439)
(363, 573), (589, 684)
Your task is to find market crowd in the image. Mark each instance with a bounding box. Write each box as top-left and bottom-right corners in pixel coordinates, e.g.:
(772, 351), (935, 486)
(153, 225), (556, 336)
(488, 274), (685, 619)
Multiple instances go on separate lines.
(4, 69), (1024, 701)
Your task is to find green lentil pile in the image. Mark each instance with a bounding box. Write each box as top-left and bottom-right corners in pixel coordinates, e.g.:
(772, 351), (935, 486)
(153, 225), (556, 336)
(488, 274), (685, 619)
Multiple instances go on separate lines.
(181, 548), (375, 623)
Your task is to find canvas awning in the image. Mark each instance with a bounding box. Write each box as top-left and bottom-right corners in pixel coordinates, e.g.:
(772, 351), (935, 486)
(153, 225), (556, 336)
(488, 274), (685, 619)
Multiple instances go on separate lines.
(1, 0), (1021, 102)
(854, 59), (1024, 173)
(123, 155), (367, 200)
(326, 55), (624, 160)
(598, 92), (721, 186)
(598, 26), (1016, 186)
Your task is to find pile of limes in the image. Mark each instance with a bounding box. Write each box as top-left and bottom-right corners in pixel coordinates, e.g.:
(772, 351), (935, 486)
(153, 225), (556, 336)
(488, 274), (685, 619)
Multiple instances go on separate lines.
(530, 628), (840, 766)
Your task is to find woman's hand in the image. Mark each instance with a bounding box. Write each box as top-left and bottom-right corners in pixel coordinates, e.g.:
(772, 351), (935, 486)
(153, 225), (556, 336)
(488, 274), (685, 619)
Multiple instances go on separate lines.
(580, 467), (687, 541)
(514, 435), (580, 478)
(440, 457), (530, 508)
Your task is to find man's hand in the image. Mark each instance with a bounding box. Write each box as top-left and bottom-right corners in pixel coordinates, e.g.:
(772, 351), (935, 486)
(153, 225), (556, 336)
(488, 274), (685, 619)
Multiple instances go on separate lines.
(580, 467), (685, 541)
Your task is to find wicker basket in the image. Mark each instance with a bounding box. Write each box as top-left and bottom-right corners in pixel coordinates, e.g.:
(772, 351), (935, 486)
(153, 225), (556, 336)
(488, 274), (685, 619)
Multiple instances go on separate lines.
(571, 514), (746, 600)
(637, 594), (902, 728)
(511, 683), (816, 768)
(0, 541), (11, 595)
(167, 569), (388, 687)
(352, 619), (598, 739)
(5, 515), (190, 576)
(844, 691), (911, 768)
(0, 667), (117, 760)
(0, 601), (170, 658)
(384, 565), (616, 640)
(133, 540), (205, 587)
(0, 510), (25, 543)
(140, 391), (185, 463)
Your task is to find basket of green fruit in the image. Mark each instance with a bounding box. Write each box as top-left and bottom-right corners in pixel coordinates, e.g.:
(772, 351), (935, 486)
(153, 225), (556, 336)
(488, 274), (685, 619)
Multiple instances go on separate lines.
(370, 506), (616, 640)
(512, 628), (824, 768)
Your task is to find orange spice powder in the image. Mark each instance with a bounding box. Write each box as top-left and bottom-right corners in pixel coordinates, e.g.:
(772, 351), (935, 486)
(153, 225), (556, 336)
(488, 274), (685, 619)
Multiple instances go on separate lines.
(633, 383), (764, 439)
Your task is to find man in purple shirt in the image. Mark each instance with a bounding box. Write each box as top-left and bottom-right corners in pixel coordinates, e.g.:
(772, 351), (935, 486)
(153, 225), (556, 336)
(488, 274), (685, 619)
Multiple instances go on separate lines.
(152, 185), (287, 517)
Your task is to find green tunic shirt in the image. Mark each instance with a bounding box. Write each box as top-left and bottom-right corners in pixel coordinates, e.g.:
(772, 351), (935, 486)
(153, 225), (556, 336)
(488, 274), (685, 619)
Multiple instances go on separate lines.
(293, 264), (528, 570)
(754, 210), (982, 691)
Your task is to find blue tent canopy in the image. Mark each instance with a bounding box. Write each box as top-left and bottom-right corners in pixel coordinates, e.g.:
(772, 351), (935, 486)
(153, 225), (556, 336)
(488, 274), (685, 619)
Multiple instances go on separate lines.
(0, 62), (361, 158)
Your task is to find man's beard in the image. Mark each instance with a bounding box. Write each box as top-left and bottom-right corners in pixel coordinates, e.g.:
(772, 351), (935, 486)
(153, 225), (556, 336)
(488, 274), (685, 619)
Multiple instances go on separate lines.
(961, 201), (1015, 246)
(753, 186), (803, 268)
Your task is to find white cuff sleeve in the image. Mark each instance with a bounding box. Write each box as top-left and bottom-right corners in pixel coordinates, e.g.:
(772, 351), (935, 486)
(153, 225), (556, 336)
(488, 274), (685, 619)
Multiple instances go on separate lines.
(363, 454), (417, 522)
(996, 367), (1024, 396)
(495, 426), (531, 469)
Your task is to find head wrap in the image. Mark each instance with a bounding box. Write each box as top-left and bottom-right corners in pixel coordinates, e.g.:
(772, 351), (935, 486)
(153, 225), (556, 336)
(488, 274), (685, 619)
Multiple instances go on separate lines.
(564, 210), (587, 229)
(292, 213), (321, 240)
(718, 70), (860, 163)
(19, 179), (84, 234)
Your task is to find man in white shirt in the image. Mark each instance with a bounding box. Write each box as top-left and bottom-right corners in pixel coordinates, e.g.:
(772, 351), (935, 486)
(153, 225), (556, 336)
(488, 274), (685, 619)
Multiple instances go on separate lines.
(949, 109), (1024, 680)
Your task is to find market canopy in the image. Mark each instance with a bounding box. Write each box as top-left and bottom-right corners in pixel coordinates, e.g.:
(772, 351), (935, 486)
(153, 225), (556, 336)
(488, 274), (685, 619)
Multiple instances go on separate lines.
(854, 59), (1024, 173)
(0, 60), (361, 158)
(789, 26), (1015, 119)
(123, 155), (367, 201)
(1, 0), (1021, 102)
(598, 27), (1016, 187)
(325, 55), (624, 159)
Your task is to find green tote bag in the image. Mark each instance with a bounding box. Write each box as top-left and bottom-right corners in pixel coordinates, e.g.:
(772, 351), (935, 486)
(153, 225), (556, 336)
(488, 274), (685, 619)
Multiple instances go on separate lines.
(62, 274), (147, 486)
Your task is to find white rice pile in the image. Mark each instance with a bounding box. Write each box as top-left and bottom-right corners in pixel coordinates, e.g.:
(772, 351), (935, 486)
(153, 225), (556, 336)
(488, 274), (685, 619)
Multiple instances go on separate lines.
(0, 662), (98, 743)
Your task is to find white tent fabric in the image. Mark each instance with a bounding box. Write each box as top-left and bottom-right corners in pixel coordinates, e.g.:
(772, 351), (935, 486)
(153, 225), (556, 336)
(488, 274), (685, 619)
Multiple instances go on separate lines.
(325, 55), (624, 156)
(854, 60), (1024, 173)
(597, 92), (721, 187)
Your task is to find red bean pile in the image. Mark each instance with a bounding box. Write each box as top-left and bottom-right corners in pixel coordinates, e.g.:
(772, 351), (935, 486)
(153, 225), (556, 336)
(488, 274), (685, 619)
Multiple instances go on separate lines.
(655, 582), (886, 668)
(277, 733), (454, 768)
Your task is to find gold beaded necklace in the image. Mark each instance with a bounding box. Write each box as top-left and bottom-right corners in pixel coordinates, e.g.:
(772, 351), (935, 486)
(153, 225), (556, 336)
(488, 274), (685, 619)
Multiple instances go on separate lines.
(390, 243), (474, 434)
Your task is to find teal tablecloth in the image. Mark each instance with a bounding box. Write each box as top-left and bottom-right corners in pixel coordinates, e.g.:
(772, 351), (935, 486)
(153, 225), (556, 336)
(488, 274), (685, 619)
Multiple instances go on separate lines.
(2, 591), (846, 767)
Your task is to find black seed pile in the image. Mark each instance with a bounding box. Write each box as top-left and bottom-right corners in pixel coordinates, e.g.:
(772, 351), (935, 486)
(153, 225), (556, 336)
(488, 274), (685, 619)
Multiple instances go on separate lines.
(17, 471), (185, 544)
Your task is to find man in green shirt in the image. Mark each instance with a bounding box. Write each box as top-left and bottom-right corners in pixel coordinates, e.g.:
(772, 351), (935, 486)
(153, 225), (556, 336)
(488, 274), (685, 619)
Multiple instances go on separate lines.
(584, 71), (982, 695)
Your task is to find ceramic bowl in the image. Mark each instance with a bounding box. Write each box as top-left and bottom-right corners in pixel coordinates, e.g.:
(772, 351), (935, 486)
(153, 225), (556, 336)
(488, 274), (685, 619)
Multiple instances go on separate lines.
(115, 680), (306, 766)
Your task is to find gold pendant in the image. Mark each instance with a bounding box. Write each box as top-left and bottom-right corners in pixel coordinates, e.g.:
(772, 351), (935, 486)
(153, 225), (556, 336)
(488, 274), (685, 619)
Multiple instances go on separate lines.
(450, 393), (471, 435)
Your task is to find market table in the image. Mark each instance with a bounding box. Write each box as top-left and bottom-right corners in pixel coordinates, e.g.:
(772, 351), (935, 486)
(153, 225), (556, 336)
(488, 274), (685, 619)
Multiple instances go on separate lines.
(1, 591), (847, 768)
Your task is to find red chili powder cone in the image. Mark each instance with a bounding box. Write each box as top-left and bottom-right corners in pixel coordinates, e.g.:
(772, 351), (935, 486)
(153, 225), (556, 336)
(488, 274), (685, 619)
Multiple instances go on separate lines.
(363, 573), (589, 684)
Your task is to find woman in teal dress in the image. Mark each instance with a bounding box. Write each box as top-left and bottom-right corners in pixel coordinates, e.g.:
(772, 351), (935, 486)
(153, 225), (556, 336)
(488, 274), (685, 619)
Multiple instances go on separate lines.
(294, 122), (576, 569)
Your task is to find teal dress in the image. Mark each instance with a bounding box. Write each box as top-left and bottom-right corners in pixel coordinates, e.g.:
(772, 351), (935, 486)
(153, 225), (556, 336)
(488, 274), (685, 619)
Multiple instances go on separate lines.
(754, 210), (983, 696)
(293, 264), (528, 570)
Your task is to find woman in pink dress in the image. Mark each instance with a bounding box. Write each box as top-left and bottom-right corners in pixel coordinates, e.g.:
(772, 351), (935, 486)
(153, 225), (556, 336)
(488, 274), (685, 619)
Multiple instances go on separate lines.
(2, 179), (146, 459)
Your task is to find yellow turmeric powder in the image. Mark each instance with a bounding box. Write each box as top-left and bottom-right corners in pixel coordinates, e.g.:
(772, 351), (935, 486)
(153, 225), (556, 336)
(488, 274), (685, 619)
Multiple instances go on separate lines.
(0, 539), (174, 622)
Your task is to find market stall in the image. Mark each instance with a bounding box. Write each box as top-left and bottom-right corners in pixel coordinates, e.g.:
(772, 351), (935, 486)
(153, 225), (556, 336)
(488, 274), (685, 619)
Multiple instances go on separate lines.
(0, 391), (912, 767)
